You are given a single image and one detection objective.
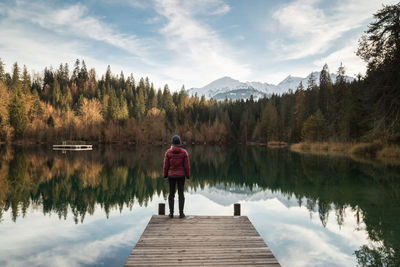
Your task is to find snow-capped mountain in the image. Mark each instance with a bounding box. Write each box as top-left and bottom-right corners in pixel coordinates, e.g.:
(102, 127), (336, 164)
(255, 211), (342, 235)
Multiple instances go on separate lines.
(277, 75), (304, 92)
(186, 76), (270, 99)
(186, 76), (272, 101)
(189, 183), (301, 209)
(187, 72), (354, 101)
(278, 72), (353, 92)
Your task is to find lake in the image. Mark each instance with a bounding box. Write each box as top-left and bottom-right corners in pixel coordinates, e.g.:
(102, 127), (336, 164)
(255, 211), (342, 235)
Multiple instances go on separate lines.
(0, 145), (399, 266)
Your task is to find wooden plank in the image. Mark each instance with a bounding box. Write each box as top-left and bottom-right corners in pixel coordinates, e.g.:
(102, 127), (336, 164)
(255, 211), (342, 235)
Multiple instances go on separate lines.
(124, 215), (280, 266)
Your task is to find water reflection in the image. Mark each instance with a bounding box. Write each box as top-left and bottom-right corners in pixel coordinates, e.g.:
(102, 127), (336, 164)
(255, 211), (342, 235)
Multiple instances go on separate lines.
(0, 145), (399, 266)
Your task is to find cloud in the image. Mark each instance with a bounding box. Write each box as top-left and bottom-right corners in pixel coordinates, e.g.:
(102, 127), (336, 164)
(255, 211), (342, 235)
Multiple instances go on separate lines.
(145, 15), (163, 24)
(0, 24), (87, 72)
(272, 0), (399, 60)
(314, 39), (366, 76)
(272, 223), (356, 266)
(2, 0), (389, 89)
(0, 22), (146, 81)
(1, 0), (247, 88)
(0, 0), (176, 89)
(3, 0), (151, 64)
(212, 4), (231, 15)
(100, 0), (150, 9)
(166, 0), (231, 16)
(0, 201), (159, 267)
(247, 200), (369, 267)
(153, 0), (251, 87)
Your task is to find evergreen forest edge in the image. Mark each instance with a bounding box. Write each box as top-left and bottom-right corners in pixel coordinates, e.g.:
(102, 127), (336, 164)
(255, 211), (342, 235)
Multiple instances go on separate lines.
(0, 3), (399, 159)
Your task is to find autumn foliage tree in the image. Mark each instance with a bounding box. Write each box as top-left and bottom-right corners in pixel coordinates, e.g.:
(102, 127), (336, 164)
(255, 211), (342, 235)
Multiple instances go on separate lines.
(0, 3), (398, 145)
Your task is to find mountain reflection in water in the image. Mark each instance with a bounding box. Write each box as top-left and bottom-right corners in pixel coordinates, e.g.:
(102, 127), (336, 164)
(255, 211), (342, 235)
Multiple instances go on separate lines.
(0, 145), (399, 266)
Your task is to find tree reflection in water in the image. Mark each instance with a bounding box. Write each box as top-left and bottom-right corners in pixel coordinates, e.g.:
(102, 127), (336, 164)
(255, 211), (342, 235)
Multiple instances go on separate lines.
(0, 145), (399, 265)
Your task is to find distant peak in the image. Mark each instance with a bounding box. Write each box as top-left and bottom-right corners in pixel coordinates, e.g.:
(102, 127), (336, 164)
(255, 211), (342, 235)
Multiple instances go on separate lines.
(282, 75), (295, 82)
(186, 72), (354, 101)
(283, 74), (300, 80)
(216, 76), (236, 81)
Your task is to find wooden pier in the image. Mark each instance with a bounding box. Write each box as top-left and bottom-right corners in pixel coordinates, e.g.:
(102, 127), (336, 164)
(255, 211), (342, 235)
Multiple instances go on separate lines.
(52, 144), (92, 151)
(125, 204), (280, 266)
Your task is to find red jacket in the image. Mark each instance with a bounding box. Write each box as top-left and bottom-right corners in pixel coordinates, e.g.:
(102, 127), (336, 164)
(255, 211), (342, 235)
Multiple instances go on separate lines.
(163, 146), (190, 178)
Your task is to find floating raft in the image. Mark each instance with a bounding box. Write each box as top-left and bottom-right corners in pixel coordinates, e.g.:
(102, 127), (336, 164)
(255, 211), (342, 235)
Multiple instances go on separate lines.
(52, 144), (93, 151)
(125, 215), (280, 266)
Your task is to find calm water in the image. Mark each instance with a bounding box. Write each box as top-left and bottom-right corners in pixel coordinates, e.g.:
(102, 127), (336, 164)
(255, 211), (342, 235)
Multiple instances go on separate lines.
(0, 145), (399, 267)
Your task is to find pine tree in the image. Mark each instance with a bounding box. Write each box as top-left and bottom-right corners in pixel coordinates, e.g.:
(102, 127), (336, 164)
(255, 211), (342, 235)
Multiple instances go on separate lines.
(357, 3), (400, 139)
(336, 63), (346, 85)
(177, 86), (188, 125)
(119, 71), (125, 92)
(357, 3), (400, 72)
(128, 100), (134, 118)
(11, 62), (22, 93)
(105, 65), (112, 87)
(307, 72), (316, 90)
(319, 64), (332, 115)
(156, 89), (163, 109)
(63, 63), (70, 85)
(21, 65), (31, 95)
(302, 110), (327, 142)
(162, 85), (176, 129)
(257, 102), (278, 142)
(72, 59), (80, 82)
(119, 97), (129, 123)
(332, 64), (347, 138)
(42, 68), (54, 102)
(147, 86), (157, 110)
(31, 89), (43, 119)
(128, 74), (136, 91)
(79, 60), (89, 93)
(145, 77), (150, 94)
(62, 85), (73, 110)
(134, 88), (145, 120)
(9, 92), (27, 139)
(88, 68), (97, 97)
(293, 82), (307, 141)
(52, 78), (62, 108)
(108, 93), (120, 122)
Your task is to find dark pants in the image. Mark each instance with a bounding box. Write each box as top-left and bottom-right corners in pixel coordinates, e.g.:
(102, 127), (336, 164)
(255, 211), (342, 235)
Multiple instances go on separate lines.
(168, 176), (185, 214)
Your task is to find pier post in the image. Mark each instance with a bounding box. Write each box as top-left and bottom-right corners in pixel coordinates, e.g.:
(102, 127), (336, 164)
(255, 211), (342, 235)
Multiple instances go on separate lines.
(234, 203), (241, 216)
(158, 203), (165, 215)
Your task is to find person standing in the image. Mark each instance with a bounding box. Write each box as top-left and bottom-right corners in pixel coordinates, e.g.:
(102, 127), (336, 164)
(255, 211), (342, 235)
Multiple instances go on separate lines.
(163, 135), (190, 218)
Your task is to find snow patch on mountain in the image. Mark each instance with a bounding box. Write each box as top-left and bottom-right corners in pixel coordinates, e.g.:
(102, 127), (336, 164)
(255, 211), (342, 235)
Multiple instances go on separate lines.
(278, 72), (353, 92)
(191, 183), (300, 208)
(187, 72), (354, 101)
(187, 76), (264, 99)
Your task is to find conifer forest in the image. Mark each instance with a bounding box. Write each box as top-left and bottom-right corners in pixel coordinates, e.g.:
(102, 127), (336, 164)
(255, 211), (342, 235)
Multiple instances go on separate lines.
(0, 4), (399, 146)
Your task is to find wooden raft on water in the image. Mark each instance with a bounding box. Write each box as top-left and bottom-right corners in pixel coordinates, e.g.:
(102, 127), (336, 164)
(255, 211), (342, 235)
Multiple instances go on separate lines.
(125, 204), (280, 266)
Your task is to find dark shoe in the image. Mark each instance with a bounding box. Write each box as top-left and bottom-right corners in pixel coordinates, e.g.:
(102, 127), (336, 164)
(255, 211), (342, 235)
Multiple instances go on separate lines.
(179, 213), (185, 218)
(169, 213), (174, 218)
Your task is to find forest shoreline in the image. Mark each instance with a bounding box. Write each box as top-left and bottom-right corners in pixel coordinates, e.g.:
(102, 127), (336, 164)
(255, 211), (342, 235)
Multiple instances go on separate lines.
(289, 141), (400, 165)
(2, 139), (400, 165)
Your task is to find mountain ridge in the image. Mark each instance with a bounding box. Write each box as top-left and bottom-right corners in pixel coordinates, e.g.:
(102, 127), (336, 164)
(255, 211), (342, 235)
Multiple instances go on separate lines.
(187, 72), (354, 101)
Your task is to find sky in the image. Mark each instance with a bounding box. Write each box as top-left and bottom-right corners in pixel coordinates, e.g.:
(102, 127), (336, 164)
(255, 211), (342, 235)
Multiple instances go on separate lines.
(0, 0), (397, 90)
